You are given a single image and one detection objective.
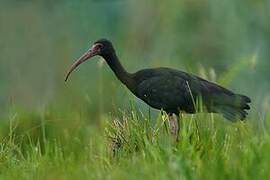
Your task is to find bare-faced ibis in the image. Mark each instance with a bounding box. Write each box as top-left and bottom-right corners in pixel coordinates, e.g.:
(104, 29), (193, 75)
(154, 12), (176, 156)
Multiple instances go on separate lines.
(65, 39), (251, 139)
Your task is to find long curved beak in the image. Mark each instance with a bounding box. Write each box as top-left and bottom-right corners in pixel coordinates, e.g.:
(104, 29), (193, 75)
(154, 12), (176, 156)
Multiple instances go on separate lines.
(65, 47), (98, 82)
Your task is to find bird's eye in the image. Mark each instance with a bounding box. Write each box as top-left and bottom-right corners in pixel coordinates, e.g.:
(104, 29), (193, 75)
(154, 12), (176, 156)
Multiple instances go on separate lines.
(92, 43), (103, 52)
(97, 44), (103, 49)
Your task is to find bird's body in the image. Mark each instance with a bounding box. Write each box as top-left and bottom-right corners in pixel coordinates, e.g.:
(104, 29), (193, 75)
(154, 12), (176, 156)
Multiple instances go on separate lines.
(65, 38), (251, 134)
(129, 67), (250, 121)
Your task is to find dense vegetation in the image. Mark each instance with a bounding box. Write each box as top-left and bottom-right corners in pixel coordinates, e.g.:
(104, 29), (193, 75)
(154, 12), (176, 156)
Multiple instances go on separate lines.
(0, 105), (270, 179)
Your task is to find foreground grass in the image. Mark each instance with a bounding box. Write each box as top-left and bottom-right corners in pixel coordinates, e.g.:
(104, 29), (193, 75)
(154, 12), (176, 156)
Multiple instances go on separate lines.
(0, 107), (269, 180)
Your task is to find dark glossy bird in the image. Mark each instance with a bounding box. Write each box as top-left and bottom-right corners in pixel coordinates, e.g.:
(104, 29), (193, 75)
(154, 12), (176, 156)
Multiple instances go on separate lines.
(65, 39), (251, 137)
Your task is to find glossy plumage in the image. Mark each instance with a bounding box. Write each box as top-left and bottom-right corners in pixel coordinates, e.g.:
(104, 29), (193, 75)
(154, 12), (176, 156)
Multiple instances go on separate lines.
(133, 68), (251, 121)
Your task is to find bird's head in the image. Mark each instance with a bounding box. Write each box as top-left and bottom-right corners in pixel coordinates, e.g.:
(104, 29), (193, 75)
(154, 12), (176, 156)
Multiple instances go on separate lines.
(65, 38), (114, 82)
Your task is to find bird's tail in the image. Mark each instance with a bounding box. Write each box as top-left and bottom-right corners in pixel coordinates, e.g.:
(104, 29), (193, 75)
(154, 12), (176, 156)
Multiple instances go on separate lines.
(214, 94), (251, 122)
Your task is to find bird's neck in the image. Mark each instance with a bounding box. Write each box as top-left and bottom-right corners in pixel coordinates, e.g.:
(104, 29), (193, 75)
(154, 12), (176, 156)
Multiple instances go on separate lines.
(102, 52), (134, 89)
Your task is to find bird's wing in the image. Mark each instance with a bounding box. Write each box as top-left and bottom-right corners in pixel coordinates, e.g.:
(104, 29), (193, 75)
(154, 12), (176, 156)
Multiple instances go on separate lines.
(136, 74), (195, 113)
(186, 75), (251, 120)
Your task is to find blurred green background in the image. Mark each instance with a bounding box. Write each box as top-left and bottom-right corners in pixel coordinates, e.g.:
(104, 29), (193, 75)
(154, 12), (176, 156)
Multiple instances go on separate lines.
(0, 0), (269, 120)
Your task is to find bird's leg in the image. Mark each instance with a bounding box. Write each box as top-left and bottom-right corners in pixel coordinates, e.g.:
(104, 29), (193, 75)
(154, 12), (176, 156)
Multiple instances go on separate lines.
(168, 113), (180, 142)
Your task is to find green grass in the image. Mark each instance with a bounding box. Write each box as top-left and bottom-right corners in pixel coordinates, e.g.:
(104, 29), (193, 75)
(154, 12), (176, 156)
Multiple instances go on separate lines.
(0, 105), (269, 180)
